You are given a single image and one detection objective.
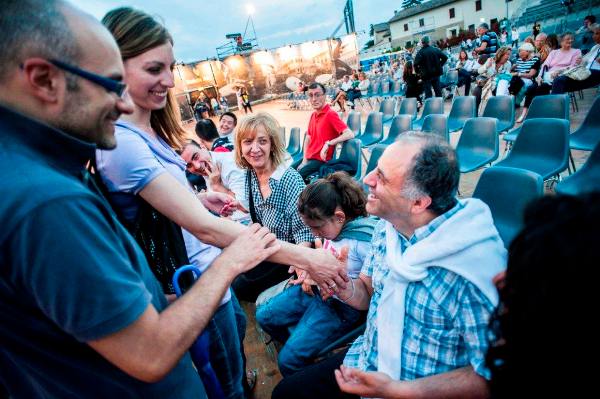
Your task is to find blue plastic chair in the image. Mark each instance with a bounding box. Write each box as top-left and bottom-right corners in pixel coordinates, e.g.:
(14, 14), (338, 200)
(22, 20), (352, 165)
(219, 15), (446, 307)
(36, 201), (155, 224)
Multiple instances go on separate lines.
(398, 97), (418, 120)
(504, 94), (569, 143)
(569, 95), (600, 151)
(360, 112), (384, 147)
(447, 96), (476, 132)
(346, 111), (362, 138)
(422, 114), (449, 142)
(456, 117), (499, 173)
(482, 95), (515, 134)
(556, 142), (600, 195)
(495, 118), (570, 180)
(286, 127), (301, 156)
(381, 115), (412, 145)
(412, 97), (444, 130)
(335, 138), (363, 180)
(379, 98), (396, 124)
(472, 166), (544, 248)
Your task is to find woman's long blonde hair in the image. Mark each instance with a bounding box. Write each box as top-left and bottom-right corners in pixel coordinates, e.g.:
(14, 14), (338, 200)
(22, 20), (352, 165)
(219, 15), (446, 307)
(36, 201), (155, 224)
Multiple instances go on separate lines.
(102, 7), (187, 150)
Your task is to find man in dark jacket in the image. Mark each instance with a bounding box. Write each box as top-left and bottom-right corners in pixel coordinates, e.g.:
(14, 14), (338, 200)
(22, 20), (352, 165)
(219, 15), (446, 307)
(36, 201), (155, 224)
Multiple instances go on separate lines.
(414, 35), (448, 98)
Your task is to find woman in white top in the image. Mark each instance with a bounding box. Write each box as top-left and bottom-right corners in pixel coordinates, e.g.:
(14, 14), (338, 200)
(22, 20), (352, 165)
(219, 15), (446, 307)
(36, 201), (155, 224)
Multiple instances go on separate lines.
(473, 46), (513, 115)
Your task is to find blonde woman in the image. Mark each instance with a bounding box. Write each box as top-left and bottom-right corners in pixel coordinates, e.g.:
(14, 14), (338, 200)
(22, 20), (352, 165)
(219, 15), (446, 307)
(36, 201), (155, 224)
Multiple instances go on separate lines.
(473, 46), (512, 115)
(233, 112), (314, 300)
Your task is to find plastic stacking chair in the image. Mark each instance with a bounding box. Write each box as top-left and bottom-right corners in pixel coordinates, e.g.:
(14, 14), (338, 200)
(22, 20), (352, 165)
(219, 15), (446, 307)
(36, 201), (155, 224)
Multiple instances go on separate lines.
(472, 166), (543, 248)
(346, 111), (362, 138)
(391, 80), (403, 97)
(379, 98), (396, 124)
(556, 142), (600, 195)
(447, 96), (476, 132)
(495, 118), (570, 180)
(379, 80), (391, 100)
(422, 114), (449, 142)
(360, 112), (384, 147)
(286, 127), (301, 156)
(291, 135), (308, 169)
(381, 115), (412, 145)
(335, 138), (362, 179)
(398, 97), (418, 120)
(359, 80), (379, 109)
(279, 126), (286, 143)
(569, 96), (600, 151)
(443, 69), (459, 97)
(456, 117), (499, 173)
(504, 94), (569, 143)
(412, 97), (444, 130)
(482, 95), (515, 134)
(361, 144), (386, 190)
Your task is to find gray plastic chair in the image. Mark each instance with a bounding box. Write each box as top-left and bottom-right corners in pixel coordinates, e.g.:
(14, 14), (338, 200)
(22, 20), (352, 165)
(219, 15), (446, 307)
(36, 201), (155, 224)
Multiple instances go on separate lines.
(472, 166), (544, 248)
(482, 95), (515, 134)
(360, 112), (384, 147)
(495, 118), (570, 180)
(413, 97), (444, 130)
(286, 127), (301, 156)
(447, 96), (476, 132)
(381, 115), (413, 145)
(504, 94), (569, 143)
(422, 114), (449, 142)
(346, 111), (362, 138)
(569, 95), (600, 151)
(391, 80), (403, 97)
(336, 138), (362, 179)
(456, 117), (499, 173)
(398, 97), (418, 120)
(379, 98), (396, 124)
(556, 142), (600, 195)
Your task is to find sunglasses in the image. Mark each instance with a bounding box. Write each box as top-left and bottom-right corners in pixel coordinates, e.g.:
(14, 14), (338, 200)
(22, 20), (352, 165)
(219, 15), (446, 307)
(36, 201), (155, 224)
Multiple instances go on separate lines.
(49, 59), (127, 97)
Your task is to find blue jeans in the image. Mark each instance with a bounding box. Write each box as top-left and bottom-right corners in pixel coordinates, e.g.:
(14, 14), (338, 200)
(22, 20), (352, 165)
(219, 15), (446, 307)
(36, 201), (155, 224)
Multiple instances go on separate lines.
(256, 285), (363, 377)
(207, 296), (245, 399)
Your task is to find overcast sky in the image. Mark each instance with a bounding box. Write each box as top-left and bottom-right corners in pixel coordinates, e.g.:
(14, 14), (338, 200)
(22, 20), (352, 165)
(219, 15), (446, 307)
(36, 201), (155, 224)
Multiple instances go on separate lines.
(70, 0), (400, 63)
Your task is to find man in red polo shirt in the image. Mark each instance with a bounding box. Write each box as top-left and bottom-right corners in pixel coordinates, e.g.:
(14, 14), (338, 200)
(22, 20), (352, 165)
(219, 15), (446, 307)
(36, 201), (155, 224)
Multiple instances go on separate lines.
(298, 82), (355, 181)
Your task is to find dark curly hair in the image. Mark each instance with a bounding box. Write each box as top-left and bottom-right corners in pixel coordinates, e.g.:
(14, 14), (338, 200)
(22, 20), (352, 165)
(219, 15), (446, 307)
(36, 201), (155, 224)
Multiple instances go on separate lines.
(486, 193), (600, 398)
(298, 172), (367, 222)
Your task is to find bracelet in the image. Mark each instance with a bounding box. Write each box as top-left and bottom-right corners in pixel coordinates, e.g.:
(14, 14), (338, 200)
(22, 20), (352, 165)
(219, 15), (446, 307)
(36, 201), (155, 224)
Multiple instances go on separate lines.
(337, 278), (356, 303)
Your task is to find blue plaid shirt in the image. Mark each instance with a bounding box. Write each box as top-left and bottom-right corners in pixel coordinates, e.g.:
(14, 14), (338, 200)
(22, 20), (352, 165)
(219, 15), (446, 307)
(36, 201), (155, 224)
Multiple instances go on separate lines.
(246, 165), (313, 244)
(344, 202), (493, 380)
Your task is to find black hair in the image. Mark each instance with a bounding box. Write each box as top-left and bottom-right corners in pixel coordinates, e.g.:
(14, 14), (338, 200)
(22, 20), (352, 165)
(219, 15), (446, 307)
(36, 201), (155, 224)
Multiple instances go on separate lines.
(486, 193), (600, 397)
(585, 15), (596, 23)
(195, 119), (219, 142)
(298, 172), (367, 222)
(308, 82), (326, 94)
(400, 132), (459, 215)
(219, 111), (237, 126)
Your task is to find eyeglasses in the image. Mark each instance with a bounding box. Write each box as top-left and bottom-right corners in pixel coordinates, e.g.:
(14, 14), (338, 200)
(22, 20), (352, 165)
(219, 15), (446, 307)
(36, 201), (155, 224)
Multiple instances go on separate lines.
(49, 59), (127, 97)
(307, 92), (324, 99)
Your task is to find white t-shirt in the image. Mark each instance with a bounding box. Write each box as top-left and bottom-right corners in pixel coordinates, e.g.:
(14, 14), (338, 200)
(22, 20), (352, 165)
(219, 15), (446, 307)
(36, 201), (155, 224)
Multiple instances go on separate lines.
(207, 152), (249, 223)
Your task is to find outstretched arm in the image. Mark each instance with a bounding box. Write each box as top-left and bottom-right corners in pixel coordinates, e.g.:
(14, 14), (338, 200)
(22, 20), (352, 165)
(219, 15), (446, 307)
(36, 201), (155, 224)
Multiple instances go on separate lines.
(335, 365), (489, 399)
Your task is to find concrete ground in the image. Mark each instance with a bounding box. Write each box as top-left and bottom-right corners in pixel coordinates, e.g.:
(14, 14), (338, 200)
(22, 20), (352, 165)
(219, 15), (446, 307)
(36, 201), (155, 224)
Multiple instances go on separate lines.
(184, 88), (598, 399)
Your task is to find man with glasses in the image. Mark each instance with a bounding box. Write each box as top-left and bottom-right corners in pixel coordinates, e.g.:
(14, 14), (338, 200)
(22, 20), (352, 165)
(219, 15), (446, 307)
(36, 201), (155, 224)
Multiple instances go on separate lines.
(0, 1), (280, 398)
(297, 82), (354, 181)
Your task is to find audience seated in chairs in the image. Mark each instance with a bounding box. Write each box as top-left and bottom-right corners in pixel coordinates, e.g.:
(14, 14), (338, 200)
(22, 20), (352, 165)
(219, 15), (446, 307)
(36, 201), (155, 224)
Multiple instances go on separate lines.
(455, 49), (477, 96)
(256, 172), (376, 377)
(509, 43), (541, 122)
(331, 75), (353, 112)
(521, 31), (581, 121)
(552, 23), (600, 94)
(474, 47), (512, 115)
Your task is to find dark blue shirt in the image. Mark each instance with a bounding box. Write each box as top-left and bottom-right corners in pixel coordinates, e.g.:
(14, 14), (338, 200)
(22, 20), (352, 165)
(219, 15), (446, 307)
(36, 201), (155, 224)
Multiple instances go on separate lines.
(0, 105), (205, 398)
(481, 31), (498, 55)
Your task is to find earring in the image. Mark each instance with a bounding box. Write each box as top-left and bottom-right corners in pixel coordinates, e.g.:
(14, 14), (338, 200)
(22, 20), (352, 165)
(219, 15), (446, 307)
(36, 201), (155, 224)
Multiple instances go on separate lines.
(337, 219), (343, 223)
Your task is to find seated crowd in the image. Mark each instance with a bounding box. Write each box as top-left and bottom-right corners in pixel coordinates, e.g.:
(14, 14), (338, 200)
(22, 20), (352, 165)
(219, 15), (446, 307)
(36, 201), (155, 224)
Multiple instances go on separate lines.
(1, 2), (598, 399)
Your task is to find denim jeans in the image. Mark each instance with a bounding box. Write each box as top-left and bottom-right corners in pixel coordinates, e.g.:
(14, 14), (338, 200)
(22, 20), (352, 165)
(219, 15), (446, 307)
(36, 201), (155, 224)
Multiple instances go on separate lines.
(207, 297), (245, 399)
(256, 285), (363, 377)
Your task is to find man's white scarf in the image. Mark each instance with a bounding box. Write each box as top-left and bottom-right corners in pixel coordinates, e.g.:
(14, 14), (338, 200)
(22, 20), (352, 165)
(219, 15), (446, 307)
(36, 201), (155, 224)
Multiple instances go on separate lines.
(377, 198), (507, 379)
